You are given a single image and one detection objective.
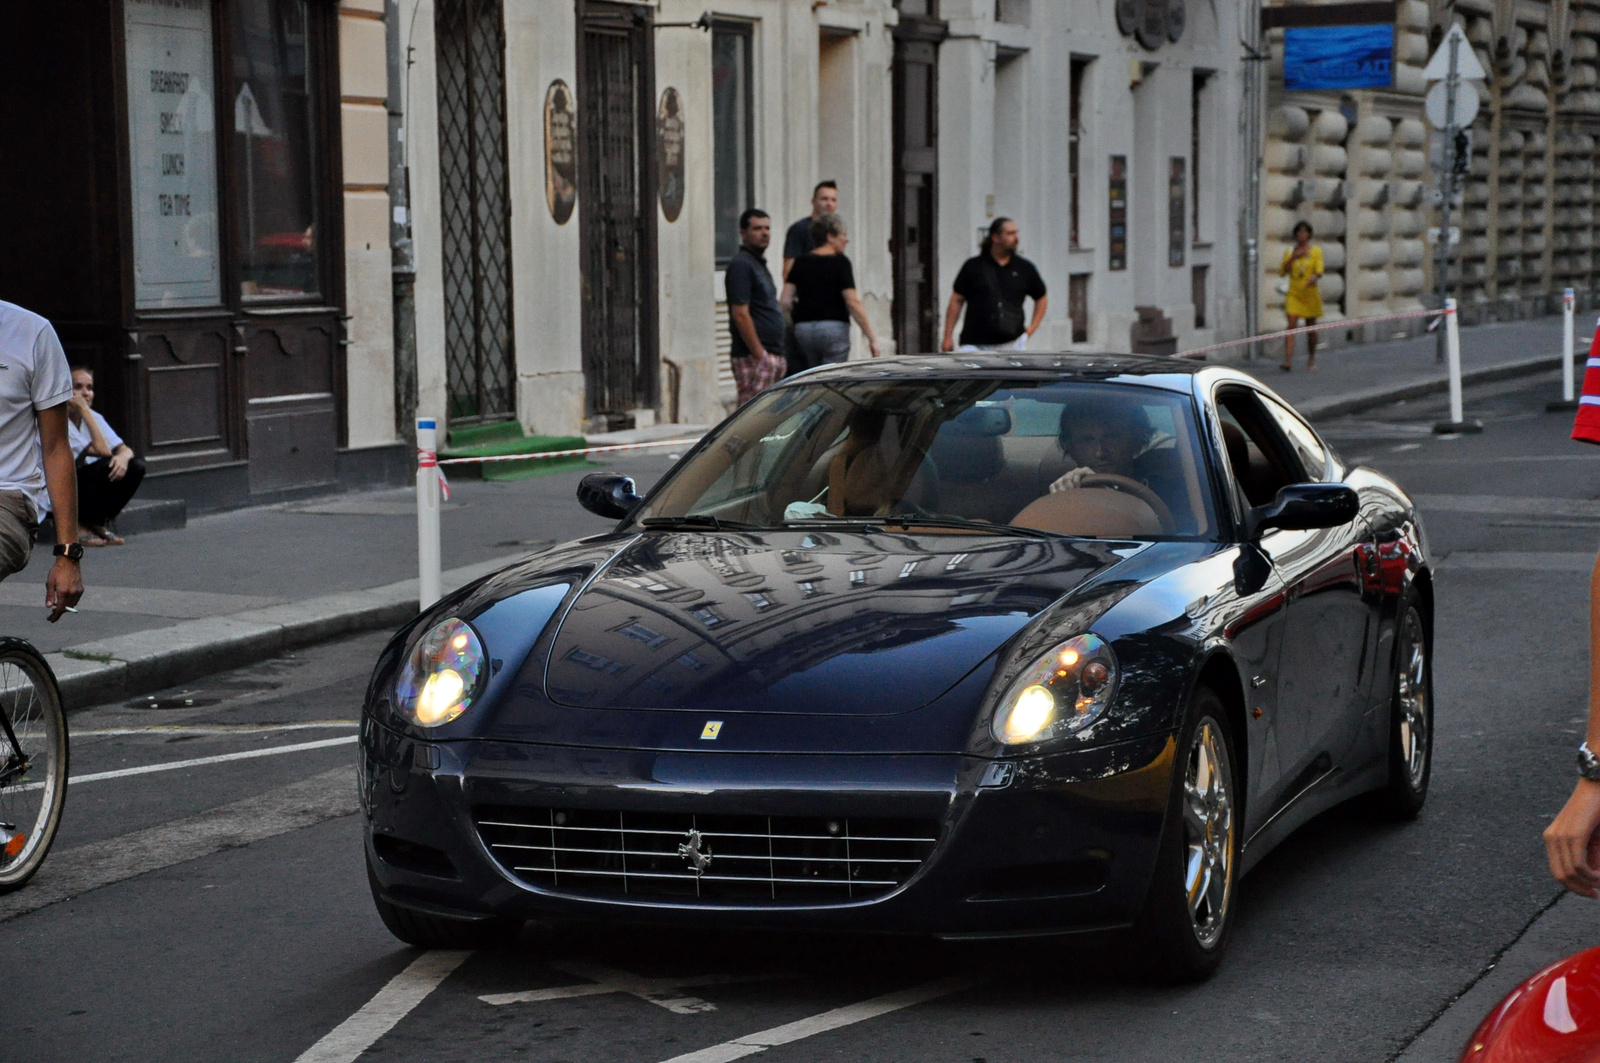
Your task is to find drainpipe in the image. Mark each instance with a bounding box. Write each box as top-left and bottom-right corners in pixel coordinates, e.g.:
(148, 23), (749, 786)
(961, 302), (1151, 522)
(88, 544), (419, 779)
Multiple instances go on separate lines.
(388, 0), (418, 444)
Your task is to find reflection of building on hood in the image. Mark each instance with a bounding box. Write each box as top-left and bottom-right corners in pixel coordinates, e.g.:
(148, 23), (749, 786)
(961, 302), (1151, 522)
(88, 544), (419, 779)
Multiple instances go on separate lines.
(546, 533), (1122, 710)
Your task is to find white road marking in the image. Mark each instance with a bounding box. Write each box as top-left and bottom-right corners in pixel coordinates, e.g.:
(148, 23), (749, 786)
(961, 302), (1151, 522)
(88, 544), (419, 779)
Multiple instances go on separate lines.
(0, 766), (358, 923)
(480, 963), (789, 1013)
(293, 950), (471, 1063)
(75, 721), (358, 737)
(654, 977), (974, 1063)
(10, 735), (358, 793)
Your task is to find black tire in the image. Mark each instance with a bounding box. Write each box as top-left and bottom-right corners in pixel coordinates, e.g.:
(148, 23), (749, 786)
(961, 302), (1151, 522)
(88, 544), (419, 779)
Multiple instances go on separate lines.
(1375, 602), (1432, 821)
(1135, 687), (1240, 983)
(366, 858), (521, 949)
(0, 640), (67, 894)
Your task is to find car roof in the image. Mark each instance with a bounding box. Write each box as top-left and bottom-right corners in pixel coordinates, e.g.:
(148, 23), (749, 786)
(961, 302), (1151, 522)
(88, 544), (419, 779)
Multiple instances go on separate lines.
(787, 351), (1213, 393)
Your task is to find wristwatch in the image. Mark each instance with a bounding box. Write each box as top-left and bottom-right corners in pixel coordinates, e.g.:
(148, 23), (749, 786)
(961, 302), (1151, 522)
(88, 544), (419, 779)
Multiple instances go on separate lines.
(1578, 742), (1600, 782)
(52, 542), (83, 563)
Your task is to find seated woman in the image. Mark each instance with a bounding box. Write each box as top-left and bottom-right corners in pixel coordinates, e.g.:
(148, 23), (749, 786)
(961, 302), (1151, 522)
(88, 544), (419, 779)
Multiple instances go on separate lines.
(67, 367), (144, 546)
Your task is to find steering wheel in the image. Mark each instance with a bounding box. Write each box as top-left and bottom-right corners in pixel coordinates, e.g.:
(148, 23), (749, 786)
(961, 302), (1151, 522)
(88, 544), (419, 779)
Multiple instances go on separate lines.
(1078, 474), (1177, 534)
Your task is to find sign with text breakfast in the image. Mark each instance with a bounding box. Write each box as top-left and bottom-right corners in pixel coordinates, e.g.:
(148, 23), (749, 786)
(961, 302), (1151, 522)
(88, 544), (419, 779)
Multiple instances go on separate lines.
(1284, 23), (1395, 91)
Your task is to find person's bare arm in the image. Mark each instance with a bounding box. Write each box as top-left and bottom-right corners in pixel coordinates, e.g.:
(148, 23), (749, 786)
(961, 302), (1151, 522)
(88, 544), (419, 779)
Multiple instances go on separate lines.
(780, 283), (797, 313)
(108, 442), (134, 482)
(782, 257), (796, 281)
(941, 293), (965, 352)
(1546, 549), (1600, 896)
(729, 304), (766, 359)
(842, 289), (881, 357)
(37, 404), (83, 622)
(73, 399), (112, 458)
(1026, 294), (1050, 337)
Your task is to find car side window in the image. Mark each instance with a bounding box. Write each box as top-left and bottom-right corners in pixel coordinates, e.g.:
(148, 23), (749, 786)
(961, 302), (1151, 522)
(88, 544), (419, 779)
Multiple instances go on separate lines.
(1259, 396), (1329, 481)
(1213, 388), (1307, 509)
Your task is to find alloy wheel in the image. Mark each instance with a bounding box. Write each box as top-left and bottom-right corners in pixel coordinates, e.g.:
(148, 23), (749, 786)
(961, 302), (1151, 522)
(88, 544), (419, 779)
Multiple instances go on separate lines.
(1396, 608), (1429, 790)
(1182, 719), (1234, 949)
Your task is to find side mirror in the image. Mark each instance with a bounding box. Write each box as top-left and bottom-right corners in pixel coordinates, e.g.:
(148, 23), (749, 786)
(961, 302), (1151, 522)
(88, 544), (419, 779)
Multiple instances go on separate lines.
(577, 474), (643, 519)
(1249, 483), (1358, 538)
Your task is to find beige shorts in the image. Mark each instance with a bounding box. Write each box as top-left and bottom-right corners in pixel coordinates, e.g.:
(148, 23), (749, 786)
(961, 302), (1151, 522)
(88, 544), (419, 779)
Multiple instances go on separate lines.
(0, 490), (37, 581)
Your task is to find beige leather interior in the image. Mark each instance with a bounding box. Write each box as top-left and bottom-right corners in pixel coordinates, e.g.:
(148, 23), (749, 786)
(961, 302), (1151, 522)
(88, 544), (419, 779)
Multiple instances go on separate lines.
(1010, 487), (1165, 537)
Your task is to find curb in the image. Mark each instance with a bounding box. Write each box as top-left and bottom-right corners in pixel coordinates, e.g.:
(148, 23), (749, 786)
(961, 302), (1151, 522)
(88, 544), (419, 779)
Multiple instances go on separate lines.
(1287, 350), (1576, 420)
(50, 554), (519, 713)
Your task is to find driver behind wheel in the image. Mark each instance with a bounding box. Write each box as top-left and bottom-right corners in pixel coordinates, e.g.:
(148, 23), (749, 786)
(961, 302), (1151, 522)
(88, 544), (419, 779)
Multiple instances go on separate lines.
(1050, 401), (1182, 504)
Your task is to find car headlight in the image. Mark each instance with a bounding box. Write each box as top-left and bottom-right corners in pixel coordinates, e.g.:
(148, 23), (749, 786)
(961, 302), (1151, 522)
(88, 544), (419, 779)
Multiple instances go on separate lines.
(991, 633), (1118, 745)
(395, 617), (486, 727)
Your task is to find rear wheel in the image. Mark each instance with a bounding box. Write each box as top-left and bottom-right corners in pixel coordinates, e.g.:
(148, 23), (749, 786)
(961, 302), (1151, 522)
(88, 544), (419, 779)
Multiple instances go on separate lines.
(367, 857), (521, 949)
(1136, 687), (1239, 982)
(0, 641), (67, 894)
(1376, 603), (1431, 820)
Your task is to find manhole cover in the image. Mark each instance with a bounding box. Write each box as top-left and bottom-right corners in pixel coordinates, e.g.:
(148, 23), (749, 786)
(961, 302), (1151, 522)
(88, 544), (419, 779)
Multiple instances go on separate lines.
(127, 694), (222, 710)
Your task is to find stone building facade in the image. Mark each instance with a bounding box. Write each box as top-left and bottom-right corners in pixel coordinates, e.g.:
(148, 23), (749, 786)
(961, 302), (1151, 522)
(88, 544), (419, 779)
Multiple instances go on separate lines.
(1260, 0), (1600, 334)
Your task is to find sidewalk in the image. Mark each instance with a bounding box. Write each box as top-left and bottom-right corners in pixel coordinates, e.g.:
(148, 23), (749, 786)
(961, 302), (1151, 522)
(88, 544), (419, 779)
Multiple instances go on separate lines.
(29, 312), (1579, 711)
(1215, 312), (1574, 418)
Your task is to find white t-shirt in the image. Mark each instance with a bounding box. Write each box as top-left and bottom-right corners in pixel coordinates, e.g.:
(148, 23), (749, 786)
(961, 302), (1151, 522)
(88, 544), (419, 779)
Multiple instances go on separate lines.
(0, 302), (73, 518)
(68, 409), (124, 462)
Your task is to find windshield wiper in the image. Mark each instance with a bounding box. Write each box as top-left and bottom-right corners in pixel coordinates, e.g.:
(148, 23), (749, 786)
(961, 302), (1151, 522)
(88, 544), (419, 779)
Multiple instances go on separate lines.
(640, 514), (766, 532)
(870, 515), (1055, 539)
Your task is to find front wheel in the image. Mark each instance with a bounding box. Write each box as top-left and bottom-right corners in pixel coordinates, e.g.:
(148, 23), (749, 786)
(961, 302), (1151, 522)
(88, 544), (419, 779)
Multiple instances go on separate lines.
(1135, 688), (1239, 982)
(0, 640), (68, 893)
(367, 858), (521, 949)
(1375, 603), (1432, 820)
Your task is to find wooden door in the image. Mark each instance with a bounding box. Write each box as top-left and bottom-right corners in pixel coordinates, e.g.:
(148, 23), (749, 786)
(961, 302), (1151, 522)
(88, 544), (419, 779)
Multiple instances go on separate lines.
(578, 3), (657, 421)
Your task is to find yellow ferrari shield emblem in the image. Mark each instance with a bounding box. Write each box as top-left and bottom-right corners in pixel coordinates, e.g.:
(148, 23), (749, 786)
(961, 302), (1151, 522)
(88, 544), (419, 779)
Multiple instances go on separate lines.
(700, 720), (723, 740)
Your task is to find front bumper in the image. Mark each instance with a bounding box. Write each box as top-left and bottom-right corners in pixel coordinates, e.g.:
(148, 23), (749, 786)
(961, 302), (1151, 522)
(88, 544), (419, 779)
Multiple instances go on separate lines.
(360, 718), (1176, 938)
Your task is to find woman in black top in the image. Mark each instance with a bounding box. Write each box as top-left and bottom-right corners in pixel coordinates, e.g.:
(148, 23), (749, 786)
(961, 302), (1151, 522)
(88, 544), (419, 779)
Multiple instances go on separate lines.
(780, 213), (882, 369)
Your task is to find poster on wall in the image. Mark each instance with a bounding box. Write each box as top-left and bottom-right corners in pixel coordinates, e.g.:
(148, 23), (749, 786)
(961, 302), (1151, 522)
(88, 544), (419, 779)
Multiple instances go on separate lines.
(1108, 155), (1128, 271)
(544, 80), (577, 224)
(1168, 157), (1186, 268)
(125, 0), (221, 309)
(1284, 24), (1394, 91)
(657, 87), (685, 223)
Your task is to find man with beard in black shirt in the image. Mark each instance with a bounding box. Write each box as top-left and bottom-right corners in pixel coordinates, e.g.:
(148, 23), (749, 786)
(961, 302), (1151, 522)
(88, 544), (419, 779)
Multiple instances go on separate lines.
(940, 217), (1048, 351)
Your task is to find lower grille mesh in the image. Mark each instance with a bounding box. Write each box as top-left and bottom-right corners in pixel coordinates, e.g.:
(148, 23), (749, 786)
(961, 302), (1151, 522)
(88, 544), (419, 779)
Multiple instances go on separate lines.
(474, 806), (939, 904)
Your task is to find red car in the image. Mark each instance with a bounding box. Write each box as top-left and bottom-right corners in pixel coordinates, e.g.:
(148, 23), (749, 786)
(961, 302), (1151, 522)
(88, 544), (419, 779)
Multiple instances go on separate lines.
(1462, 945), (1600, 1062)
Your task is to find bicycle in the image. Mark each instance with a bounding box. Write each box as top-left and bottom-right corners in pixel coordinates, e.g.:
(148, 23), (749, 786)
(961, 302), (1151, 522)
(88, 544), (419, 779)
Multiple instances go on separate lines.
(0, 637), (67, 893)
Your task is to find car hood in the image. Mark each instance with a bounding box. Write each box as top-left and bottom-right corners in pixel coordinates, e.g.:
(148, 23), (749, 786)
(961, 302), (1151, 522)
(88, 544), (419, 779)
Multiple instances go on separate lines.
(543, 529), (1142, 716)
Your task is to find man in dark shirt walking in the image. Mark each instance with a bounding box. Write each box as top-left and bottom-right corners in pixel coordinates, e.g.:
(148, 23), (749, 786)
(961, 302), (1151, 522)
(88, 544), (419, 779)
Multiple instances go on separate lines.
(725, 209), (787, 404)
(940, 217), (1049, 352)
(782, 180), (838, 281)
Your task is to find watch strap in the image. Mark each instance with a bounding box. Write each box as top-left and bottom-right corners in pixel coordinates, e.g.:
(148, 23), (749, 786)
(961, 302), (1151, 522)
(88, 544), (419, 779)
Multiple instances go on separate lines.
(1577, 742), (1600, 782)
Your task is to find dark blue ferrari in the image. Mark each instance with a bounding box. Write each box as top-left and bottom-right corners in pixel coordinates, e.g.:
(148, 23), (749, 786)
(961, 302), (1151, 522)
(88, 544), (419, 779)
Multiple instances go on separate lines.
(359, 353), (1433, 980)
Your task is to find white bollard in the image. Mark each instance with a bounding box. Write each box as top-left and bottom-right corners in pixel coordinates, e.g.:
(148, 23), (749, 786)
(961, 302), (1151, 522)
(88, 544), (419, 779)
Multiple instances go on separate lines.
(1434, 298), (1483, 433)
(416, 417), (442, 609)
(1564, 289), (1577, 403)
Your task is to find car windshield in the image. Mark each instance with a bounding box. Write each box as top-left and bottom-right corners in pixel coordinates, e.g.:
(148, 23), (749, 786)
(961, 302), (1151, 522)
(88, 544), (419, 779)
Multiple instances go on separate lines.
(636, 378), (1219, 540)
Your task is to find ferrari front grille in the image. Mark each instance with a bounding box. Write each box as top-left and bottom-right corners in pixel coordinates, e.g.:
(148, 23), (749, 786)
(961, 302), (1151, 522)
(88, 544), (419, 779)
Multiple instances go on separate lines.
(473, 806), (940, 904)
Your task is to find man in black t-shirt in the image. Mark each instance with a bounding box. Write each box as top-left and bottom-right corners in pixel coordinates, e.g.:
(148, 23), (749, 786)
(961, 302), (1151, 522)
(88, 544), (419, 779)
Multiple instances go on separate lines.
(725, 209), (787, 404)
(782, 180), (838, 281)
(941, 217), (1049, 351)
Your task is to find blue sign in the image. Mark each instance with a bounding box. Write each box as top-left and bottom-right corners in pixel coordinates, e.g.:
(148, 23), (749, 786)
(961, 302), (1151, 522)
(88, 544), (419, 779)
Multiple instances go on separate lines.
(1284, 24), (1394, 91)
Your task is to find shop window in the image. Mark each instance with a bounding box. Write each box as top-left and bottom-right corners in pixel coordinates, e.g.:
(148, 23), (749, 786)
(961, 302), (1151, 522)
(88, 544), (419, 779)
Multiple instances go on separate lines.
(232, 0), (321, 300)
(125, 0), (223, 309)
(712, 21), (753, 264)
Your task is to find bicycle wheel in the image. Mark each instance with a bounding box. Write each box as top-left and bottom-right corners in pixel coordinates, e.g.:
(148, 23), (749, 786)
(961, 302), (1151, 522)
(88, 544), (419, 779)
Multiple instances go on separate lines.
(0, 639), (67, 893)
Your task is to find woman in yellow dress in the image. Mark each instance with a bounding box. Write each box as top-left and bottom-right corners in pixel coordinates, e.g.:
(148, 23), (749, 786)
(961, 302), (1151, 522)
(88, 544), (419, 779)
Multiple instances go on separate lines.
(1280, 221), (1324, 371)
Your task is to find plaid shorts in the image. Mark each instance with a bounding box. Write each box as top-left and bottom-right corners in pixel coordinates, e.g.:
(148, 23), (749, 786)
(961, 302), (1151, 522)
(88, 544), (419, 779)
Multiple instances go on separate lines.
(731, 350), (788, 405)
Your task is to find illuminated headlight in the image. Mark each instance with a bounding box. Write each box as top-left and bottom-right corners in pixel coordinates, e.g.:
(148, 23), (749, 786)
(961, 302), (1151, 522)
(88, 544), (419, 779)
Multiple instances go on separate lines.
(395, 617), (486, 727)
(991, 633), (1119, 745)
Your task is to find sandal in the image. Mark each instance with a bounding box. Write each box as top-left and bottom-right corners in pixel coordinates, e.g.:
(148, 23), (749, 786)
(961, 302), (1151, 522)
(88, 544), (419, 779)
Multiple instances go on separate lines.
(79, 532), (109, 548)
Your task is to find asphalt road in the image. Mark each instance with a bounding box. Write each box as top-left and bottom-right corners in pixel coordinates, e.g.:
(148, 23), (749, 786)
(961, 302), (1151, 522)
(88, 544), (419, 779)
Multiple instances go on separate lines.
(4, 370), (1600, 1063)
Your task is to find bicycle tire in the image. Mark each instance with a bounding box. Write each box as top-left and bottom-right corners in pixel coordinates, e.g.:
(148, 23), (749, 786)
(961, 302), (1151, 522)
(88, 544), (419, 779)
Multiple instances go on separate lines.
(0, 638), (67, 893)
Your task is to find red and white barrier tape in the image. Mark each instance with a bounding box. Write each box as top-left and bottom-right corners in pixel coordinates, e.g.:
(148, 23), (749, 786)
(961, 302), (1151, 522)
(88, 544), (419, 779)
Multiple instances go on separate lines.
(419, 435), (703, 469)
(1177, 306), (1450, 360)
(416, 445), (452, 500)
